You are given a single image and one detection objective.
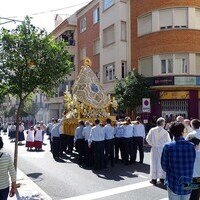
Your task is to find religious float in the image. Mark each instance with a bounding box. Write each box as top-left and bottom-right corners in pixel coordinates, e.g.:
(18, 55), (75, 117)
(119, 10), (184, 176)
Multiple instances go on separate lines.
(63, 58), (117, 135)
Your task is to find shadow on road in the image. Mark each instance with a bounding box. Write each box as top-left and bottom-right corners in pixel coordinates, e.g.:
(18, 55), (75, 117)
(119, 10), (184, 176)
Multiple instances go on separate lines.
(27, 172), (43, 179)
(92, 162), (150, 181)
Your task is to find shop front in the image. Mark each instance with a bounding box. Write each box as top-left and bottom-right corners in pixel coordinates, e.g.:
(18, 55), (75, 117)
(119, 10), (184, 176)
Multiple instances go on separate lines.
(149, 76), (200, 120)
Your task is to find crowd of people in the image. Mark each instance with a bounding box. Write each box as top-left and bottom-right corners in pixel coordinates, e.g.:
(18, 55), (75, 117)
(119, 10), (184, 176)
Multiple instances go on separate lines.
(50, 116), (147, 170)
(146, 116), (200, 200)
(1, 114), (200, 200)
(0, 120), (46, 151)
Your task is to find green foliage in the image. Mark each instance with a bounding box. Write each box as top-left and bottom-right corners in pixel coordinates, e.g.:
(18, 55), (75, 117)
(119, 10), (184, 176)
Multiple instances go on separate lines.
(24, 99), (40, 117)
(0, 16), (73, 100)
(4, 106), (16, 118)
(114, 70), (152, 111)
(0, 16), (74, 169)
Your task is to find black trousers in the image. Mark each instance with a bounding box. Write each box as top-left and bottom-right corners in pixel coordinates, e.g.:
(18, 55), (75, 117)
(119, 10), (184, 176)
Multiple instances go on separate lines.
(76, 139), (85, 164)
(60, 134), (68, 153)
(52, 137), (60, 159)
(123, 137), (133, 164)
(93, 141), (105, 170)
(0, 187), (9, 200)
(105, 139), (114, 167)
(84, 141), (93, 167)
(114, 137), (124, 160)
(132, 137), (144, 163)
(189, 189), (200, 200)
(66, 135), (74, 152)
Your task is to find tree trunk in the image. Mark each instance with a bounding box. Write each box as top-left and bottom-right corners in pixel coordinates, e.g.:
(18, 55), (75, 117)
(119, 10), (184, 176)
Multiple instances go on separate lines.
(14, 101), (23, 170)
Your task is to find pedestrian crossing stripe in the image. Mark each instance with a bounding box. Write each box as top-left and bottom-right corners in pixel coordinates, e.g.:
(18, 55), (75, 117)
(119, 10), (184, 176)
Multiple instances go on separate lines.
(62, 180), (154, 200)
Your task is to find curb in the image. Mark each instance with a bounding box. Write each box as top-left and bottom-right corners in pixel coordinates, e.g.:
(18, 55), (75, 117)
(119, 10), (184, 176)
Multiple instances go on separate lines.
(10, 168), (52, 200)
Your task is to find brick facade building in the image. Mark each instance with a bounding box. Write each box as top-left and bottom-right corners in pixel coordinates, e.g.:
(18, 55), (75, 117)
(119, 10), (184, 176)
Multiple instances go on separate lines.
(131, 0), (200, 119)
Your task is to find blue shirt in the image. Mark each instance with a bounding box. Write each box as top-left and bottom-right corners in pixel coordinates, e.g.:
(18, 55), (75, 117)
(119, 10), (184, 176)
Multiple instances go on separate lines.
(47, 122), (54, 135)
(74, 125), (84, 142)
(123, 124), (134, 138)
(133, 123), (146, 138)
(161, 137), (196, 195)
(114, 125), (124, 138)
(51, 119), (63, 140)
(104, 124), (114, 140)
(89, 124), (105, 144)
(82, 125), (92, 141)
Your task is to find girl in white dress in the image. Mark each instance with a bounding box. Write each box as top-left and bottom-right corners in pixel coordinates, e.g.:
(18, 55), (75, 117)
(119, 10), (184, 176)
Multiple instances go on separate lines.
(25, 126), (35, 151)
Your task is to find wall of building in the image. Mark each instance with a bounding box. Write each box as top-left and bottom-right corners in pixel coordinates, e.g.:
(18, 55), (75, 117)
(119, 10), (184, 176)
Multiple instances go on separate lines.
(131, 0), (200, 119)
(77, 0), (100, 73)
(100, 0), (130, 93)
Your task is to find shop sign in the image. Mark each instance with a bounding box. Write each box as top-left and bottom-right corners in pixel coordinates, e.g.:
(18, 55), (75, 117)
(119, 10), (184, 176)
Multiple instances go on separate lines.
(175, 77), (196, 85)
(154, 76), (174, 86)
(160, 91), (189, 100)
(196, 77), (200, 85)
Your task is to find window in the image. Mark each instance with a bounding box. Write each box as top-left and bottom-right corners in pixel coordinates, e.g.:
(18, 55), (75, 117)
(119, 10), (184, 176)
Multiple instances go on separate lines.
(159, 9), (173, 29)
(196, 54), (200, 74)
(139, 56), (153, 77)
(93, 39), (100, 55)
(103, 0), (114, 10)
(195, 9), (200, 29)
(103, 24), (115, 46)
(121, 61), (127, 78)
(138, 13), (152, 36)
(174, 8), (187, 28)
(159, 8), (187, 30)
(104, 63), (115, 81)
(161, 59), (173, 74)
(80, 17), (86, 32)
(174, 54), (188, 73)
(80, 47), (86, 61)
(121, 21), (127, 41)
(93, 7), (100, 24)
(61, 30), (75, 46)
(160, 54), (188, 74)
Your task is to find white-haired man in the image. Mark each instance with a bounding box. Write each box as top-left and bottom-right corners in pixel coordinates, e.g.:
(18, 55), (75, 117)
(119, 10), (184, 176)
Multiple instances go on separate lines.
(146, 117), (171, 185)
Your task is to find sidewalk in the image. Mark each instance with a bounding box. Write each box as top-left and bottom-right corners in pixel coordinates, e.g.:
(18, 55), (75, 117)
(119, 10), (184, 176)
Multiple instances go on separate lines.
(8, 168), (52, 200)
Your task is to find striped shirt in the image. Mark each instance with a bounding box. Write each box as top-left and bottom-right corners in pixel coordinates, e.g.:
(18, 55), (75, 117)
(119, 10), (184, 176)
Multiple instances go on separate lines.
(0, 150), (16, 190)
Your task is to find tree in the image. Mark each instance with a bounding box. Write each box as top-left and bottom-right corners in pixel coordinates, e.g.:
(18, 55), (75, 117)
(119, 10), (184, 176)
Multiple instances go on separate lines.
(0, 92), (6, 123)
(0, 16), (73, 169)
(23, 95), (40, 122)
(114, 70), (152, 117)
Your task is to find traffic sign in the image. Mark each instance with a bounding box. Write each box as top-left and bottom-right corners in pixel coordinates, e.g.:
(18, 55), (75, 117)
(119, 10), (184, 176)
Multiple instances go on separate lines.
(142, 98), (151, 113)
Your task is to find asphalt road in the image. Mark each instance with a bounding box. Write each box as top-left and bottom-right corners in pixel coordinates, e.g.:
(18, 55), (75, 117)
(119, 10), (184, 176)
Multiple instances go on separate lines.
(1, 132), (168, 200)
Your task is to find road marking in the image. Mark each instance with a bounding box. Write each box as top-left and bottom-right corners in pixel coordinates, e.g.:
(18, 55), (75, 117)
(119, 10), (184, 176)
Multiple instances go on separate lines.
(138, 174), (148, 179)
(62, 180), (152, 200)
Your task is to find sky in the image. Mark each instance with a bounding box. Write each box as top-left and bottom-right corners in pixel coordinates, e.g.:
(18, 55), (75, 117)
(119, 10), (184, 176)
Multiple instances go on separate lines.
(0, 0), (91, 33)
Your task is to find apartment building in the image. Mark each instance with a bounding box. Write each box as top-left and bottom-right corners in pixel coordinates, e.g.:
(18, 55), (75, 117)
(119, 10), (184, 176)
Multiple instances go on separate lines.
(100, 0), (130, 93)
(46, 14), (77, 121)
(77, 0), (100, 76)
(131, 0), (200, 119)
(77, 0), (131, 94)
